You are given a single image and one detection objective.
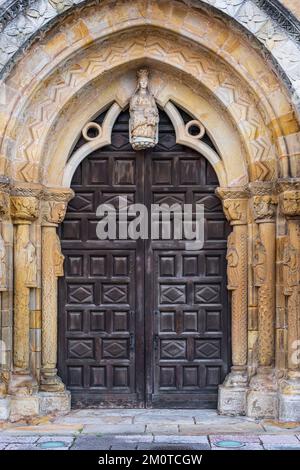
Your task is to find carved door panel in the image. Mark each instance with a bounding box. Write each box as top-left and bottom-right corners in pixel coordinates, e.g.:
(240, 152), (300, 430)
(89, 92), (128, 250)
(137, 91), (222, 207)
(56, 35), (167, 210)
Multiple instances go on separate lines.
(58, 109), (230, 408)
(144, 116), (230, 408)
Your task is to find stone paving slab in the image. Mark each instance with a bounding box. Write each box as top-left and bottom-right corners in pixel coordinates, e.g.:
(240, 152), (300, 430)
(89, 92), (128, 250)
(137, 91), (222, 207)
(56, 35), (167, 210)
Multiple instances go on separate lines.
(179, 422), (264, 435)
(0, 435), (40, 444)
(134, 414), (195, 424)
(259, 434), (300, 447)
(154, 435), (209, 444)
(137, 443), (210, 451)
(2, 424), (82, 435)
(4, 444), (39, 450)
(145, 424), (179, 434)
(36, 435), (75, 446)
(210, 434), (261, 443)
(80, 424), (146, 434)
(71, 436), (114, 450)
(55, 416), (133, 425)
(113, 434), (153, 443)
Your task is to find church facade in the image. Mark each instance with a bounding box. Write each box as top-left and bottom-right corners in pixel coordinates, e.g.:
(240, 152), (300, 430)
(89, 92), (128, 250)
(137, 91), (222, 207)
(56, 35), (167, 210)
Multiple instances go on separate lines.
(0, 0), (300, 423)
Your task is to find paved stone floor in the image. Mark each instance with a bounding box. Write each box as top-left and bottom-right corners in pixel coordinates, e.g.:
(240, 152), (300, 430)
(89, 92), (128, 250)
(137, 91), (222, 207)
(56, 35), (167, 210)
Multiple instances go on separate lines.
(1, 410), (300, 450)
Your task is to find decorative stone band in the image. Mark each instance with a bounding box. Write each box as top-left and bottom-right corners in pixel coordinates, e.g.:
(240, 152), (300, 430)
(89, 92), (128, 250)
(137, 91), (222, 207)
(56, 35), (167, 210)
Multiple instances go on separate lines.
(216, 187), (249, 225)
(42, 188), (74, 226)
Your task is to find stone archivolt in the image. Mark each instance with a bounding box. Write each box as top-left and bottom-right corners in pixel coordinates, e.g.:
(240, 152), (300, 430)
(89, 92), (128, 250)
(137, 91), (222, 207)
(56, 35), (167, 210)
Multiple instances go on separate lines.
(0, 0), (299, 423)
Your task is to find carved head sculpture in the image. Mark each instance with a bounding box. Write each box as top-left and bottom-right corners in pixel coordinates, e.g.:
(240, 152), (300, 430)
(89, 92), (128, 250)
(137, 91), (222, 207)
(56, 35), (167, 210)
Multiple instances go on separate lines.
(137, 68), (149, 90)
(50, 202), (66, 224)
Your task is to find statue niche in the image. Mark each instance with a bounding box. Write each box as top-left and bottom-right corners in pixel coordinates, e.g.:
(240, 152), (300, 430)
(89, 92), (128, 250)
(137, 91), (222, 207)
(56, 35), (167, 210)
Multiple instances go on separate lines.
(129, 69), (159, 150)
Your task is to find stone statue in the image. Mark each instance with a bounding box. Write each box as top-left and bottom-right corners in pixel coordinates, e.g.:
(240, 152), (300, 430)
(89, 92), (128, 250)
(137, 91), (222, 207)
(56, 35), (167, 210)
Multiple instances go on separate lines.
(0, 235), (7, 291)
(226, 232), (239, 290)
(54, 234), (65, 277)
(129, 68), (159, 150)
(253, 236), (266, 287)
(25, 241), (37, 288)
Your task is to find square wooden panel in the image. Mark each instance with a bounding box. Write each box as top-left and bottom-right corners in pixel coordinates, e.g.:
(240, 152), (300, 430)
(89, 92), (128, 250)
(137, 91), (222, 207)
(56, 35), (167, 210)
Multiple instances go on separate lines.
(66, 256), (83, 277)
(205, 255), (222, 276)
(206, 366), (221, 386)
(90, 367), (106, 388)
(89, 159), (109, 184)
(90, 256), (107, 276)
(160, 311), (175, 332)
(112, 311), (129, 332)
(113, 367), (129, 387)
(179, 159), (200, 185)
(194, 284), (221, 304)
(159, 367), (176, 388)
(182, 256), (198, 276)
(160, 339), (186, 359)
(206, 310), (222, 332)
(113, 159), (135, 185)
(152, 160), (172, 185)
(183, 311), (198, 332)
(183, 366), (198, 387)
(67, 366), (83, 387)
(67, 311), (83, 332)
(159, 256), (176, 277)
(113, 256), (129, 276)
(61, 220), (81, 240)
(90, 311), (106, 331)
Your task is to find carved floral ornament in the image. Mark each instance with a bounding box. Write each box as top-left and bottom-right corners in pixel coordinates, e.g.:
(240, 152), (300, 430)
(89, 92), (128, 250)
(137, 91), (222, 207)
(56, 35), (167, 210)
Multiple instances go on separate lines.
(10, 196), (39, 222)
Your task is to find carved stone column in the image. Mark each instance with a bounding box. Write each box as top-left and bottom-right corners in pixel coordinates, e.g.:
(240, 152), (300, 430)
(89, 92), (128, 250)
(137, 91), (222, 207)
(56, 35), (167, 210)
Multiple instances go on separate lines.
(0, 181), (10, 419)
(278, 184), (300, 422)
(39, 189), (73, 415)
(247, 184), (278, 418)
(216, 188), (249, 415)
(9, 191), (40, 399)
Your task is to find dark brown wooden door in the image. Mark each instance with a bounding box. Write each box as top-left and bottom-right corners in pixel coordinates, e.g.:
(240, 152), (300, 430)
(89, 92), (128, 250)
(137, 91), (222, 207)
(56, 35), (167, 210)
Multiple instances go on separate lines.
(58, 109), (230, 408)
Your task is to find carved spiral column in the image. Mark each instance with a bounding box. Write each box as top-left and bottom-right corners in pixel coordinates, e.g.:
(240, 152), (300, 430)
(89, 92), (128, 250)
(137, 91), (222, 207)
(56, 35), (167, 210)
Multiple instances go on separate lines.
(40, 189), (73, 393)
(278, 184), (300, 422)
(216, 188), (249, 415)
(9, 191), (40, 394)
(247, 184), (278, 418)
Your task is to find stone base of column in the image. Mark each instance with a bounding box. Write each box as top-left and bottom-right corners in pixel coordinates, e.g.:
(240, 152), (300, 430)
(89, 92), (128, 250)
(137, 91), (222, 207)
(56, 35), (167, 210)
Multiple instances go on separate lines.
(0, 397), (11, 420)
(38, 391), (71, 416)
(40, 368), (66, 393)
(246, 367), (278, 419)
(279, 372), (300, 422)
(218, 367), (248, 415)
(10, 395), (39, 422)
(8, 371), (38, 396)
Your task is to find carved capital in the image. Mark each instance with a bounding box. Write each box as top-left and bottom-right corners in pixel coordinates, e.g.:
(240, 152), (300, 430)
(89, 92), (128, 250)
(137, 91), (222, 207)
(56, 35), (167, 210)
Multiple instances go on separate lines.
(216, 187), (248, 225)
(280, 190), (300, 218)
(10, 196), (39, 223)
(42, 188), (74, 226)
(252, 195), (277, 222)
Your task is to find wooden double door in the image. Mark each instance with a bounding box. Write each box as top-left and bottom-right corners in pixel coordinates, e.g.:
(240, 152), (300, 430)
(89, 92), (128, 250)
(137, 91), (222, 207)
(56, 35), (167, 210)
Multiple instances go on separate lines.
(58, 110), (230, 408)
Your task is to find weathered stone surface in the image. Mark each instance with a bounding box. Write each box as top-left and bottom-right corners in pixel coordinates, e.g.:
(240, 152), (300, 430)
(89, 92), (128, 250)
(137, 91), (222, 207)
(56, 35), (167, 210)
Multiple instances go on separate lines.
(9, 396), (39, 422)
(0, 398), (10, 421)
(38, 391), (71, 416)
